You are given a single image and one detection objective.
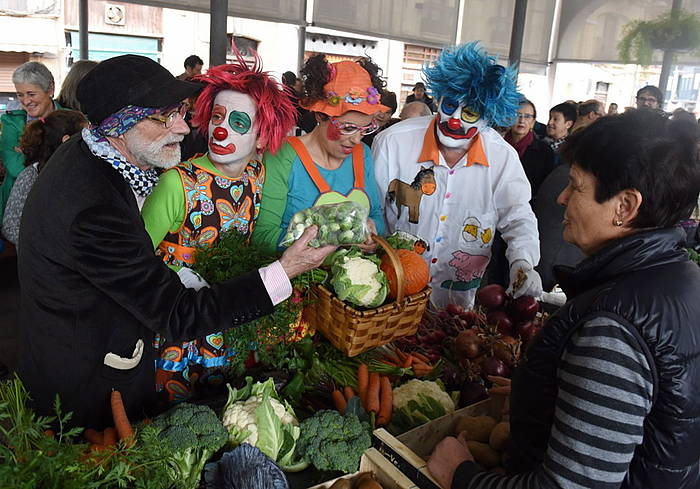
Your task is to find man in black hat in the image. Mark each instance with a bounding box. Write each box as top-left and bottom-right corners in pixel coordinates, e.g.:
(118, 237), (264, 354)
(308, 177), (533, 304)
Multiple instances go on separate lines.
(404, 81), (436, 112)
(15, 55), (334, 429)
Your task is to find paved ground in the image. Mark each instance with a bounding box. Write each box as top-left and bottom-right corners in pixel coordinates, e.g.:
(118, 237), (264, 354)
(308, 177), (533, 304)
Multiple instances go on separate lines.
(0, 244), (19, 379)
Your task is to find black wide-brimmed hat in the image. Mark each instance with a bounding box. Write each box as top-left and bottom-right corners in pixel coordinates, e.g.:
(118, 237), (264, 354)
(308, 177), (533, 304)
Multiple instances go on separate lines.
(77, 54), (202, 125)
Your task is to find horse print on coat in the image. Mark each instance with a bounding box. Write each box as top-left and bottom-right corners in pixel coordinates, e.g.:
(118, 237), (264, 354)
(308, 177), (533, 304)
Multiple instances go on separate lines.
(387, 166), (436, 224)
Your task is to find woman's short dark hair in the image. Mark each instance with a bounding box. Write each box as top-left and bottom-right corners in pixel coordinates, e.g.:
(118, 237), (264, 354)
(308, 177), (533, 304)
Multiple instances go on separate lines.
(561, 109), (700, 229)
(520, 98), (536, 119)
(550, 102), (577, 123)
(20, 109), (87, 172)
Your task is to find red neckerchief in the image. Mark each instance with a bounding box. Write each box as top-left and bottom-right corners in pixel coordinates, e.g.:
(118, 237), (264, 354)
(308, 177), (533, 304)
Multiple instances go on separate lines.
(505, 130), (534, 159)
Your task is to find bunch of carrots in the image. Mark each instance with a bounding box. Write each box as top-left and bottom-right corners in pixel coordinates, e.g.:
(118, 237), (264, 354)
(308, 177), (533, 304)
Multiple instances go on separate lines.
(331, 364), (393, 427)
(83, 390), (134, 454)
(381, 349), (434, 377)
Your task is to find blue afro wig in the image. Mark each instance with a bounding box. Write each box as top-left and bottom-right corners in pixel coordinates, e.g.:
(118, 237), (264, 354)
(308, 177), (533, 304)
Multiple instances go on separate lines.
(423, 41), (522, 127)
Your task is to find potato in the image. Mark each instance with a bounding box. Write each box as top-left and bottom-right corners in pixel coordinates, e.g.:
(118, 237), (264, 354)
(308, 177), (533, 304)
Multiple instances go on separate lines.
(329, 478), (353, 489)
(489, 421), (510, 451)
(466, 440), (501, 468)
(454, 415), (497, 443)
(353, 472), (383, 489)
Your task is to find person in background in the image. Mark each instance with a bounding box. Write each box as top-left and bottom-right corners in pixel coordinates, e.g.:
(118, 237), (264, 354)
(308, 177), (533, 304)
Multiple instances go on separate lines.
(429, 109), (700, 489)
(177, 54), (204, 81)
(56, 60), (98, 112)
(252, 54), (387, 253)
(636, 85), (663, 110)
(671, 107), (696, 124)
(608, 102), (618, 115)
(504, 98), (554, 198)
(2, 110), (87, 246)
(400, 101), (432, 120)
(0, 61), (62, 222)
(373, 42), (541, 309)
(362, 89), (398, 147)
(544, 102), (577, 155)
(405, 81), (437, 112)
(571, 99), (605, 132)
(16, 54), (333, 429)
(142, 55), (296, 404)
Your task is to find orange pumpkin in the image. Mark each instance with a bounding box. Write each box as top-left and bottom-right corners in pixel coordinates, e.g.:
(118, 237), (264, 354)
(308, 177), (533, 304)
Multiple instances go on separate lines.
(380, 249), (430, 299)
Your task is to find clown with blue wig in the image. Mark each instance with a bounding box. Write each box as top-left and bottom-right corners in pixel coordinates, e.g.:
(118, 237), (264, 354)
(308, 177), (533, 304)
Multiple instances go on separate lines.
(373, 42), (542, 308)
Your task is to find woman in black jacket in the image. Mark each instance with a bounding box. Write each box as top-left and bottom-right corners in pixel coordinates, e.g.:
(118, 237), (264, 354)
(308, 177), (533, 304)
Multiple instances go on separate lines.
(429, 109), (700, 489)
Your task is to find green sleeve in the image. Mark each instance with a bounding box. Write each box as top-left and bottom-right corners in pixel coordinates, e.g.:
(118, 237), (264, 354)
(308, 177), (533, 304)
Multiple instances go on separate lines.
(0, 113), (26, 181)
(251, 143), (294, 253)
(141, 168), (186, 249)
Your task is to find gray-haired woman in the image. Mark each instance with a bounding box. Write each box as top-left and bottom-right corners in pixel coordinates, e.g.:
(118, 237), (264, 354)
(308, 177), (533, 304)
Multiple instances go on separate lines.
(0, 61), (61, 221)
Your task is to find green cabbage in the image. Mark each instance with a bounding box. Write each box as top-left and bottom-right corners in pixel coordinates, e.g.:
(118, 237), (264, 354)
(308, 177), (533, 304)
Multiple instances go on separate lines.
(329, 249), (388, 308)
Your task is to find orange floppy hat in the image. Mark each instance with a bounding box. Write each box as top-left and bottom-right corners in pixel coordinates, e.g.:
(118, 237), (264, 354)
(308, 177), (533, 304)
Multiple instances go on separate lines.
(302, 60), (390, 117)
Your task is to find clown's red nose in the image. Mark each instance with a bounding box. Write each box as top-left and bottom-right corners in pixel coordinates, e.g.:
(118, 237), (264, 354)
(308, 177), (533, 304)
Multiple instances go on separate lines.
(213, 127), (228, 141)
(448, 118), (462, 131)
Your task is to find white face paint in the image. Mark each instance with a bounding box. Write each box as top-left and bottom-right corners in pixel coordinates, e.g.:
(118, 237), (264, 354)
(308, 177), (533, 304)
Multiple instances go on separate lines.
(208, 90), (257, 166)
(435, 96), (487, 149)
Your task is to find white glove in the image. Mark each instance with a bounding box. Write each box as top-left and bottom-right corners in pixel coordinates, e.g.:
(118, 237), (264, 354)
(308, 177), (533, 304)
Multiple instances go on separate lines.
(176, 267), (210, 291)
(506, 259), (543, 299)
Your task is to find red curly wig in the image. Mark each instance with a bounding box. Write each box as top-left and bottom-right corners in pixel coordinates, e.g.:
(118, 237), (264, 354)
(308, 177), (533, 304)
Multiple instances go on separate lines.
(191, 51), (296, 154)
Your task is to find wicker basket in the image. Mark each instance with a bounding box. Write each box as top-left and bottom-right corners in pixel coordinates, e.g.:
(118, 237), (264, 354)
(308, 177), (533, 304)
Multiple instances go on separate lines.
(305, 235), (431, 357)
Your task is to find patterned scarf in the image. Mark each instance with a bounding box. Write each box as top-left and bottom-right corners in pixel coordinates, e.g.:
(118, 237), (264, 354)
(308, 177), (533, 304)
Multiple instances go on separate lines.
(82, 127), (159, 197)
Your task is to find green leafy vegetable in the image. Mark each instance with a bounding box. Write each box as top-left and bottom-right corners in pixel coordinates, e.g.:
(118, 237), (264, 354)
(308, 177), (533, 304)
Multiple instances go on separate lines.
(222, 377), (307, 472)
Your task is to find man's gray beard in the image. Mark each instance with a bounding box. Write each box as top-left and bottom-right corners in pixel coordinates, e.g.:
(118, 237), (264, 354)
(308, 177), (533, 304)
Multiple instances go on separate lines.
(127, 132), (183, 169)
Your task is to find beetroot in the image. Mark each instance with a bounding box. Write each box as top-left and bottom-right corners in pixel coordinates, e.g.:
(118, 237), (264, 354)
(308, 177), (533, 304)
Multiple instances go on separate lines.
(480, 356), (510, 379)
(459, 310), (481, 327)
(516, 319), (543, 343)
(459, 380), (488, 407)
(511, 295), (539, 321)
(446, 303), (465, 316)
(476, 284), (507, 311)
(487, 310), (514, 337)
(455, 330), (481, 359)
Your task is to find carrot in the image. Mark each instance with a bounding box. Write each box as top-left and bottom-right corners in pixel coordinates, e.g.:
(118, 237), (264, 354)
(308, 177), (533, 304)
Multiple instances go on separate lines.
(332, 389), (347, 414)
(357, 364), (369, 408)
(89, 443), (108, 453)
(103, 427), (117, 447)
(401, 354), (414, 368)
(381, 358), (400, 367)
(43, 429), (55, 438)
(412, 361), (434, 377)
(343, 386), (355, 402)
(110, 390), (134, 444)
(84, 428), (104, 445)
(377, 376), (393, 426)
(366, 372), (381, 414)
(395, 349), (408, 362)
(412, 351), (430, 363)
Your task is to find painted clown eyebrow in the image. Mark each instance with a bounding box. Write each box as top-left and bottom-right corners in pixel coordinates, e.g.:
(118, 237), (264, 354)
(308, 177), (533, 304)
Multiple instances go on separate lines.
(228, 110), (252, 135)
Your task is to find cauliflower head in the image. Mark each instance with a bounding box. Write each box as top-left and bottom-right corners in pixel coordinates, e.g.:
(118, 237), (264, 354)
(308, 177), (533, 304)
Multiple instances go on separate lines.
(330, 251), (388, 308)
(392, 379), (455, 431)
(222, 394), (297, 446)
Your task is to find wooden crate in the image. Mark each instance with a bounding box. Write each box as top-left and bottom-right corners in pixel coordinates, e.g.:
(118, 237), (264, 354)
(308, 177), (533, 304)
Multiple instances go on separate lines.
(307, 448), (419, 489)
(372, 398), (505, 489)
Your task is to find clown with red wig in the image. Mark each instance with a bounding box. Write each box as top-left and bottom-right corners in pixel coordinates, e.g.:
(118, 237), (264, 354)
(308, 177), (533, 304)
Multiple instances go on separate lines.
(141, 54), (296, 403)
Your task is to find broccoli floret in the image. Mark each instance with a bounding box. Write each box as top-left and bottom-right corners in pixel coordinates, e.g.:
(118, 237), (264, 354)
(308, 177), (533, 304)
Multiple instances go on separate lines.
(297, 410), (371, 473)
(152, 403), (228, 489)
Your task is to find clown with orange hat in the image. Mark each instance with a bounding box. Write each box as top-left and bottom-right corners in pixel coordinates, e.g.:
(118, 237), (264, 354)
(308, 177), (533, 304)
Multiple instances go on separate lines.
(252, 55), (387, 253)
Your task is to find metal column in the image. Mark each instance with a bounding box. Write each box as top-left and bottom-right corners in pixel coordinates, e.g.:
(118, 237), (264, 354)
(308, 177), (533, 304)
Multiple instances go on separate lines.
(210, 0), (228, 66)
(79, 0), (89, 60)
(658, 0), (683, 105)
(508, 0), (528, 72)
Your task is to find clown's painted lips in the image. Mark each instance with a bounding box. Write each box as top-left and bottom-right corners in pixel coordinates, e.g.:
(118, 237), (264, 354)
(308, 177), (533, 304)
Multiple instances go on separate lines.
(438, 121), (478, 140)
(209, 137), (236, 155)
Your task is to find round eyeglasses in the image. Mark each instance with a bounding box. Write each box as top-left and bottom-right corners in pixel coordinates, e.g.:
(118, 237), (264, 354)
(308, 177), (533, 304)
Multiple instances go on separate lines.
(146, 102), (189, 128)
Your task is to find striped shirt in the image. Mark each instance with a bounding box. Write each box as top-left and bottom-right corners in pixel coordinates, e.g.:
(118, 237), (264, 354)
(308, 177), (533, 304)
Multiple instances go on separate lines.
(461, 316), (654, 489)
